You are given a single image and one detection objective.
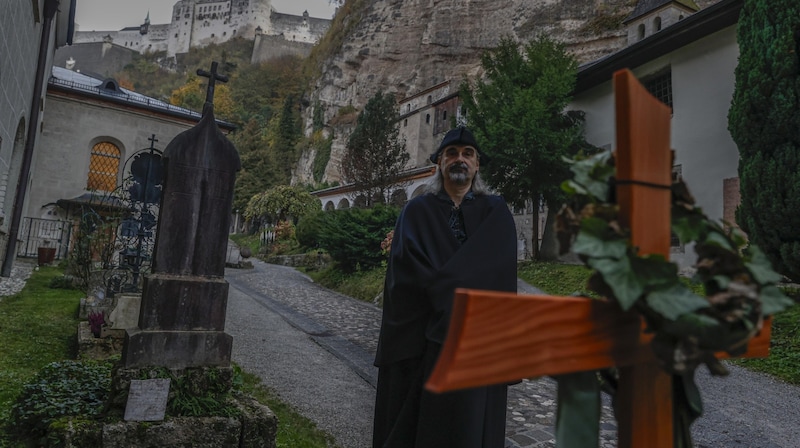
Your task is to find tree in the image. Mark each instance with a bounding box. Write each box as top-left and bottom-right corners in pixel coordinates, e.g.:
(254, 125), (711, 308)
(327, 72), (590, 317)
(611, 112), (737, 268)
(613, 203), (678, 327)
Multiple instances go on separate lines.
(340, 91), (409, 207)
(243, 185), (321, 226)
(267, 95), (302, 185)
(728, 0), (800, 281)
(460, 36), (587, 259)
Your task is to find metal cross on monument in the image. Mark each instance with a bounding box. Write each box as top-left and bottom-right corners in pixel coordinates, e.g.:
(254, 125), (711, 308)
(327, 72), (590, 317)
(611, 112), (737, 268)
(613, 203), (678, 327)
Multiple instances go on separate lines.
(425, 69), (772, 447)
(197, 61), (229, 108)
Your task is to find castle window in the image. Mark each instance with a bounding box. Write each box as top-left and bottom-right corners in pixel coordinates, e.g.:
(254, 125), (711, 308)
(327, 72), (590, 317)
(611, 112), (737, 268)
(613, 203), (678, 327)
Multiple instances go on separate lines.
(211, 33), (215, 37)
(404, 119), (408, 127)
(642, 68), (673, 110)
(175, 33), (178, 38)
(654, 17), (662, 32)
(638, 23), (645, 40)
(87, 142), (121, 192)
(427, 95), (432, 104)
(442, 111), (447, 121)
(426, 114), (430, 124)
(223, 32), (227, 36)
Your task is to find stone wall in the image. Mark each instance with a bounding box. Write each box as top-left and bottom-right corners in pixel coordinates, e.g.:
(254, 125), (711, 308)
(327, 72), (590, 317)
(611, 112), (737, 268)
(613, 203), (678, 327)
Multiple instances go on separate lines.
(251, 34), (313, 64)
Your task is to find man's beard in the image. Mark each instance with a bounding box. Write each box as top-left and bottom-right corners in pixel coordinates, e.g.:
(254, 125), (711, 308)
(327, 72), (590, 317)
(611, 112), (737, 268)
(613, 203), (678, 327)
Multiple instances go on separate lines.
(445, 162), (470, 185)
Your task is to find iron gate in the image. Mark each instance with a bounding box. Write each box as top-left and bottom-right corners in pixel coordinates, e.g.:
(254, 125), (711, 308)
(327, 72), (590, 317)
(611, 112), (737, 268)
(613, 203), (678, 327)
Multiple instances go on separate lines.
(17, 217), (72, 260)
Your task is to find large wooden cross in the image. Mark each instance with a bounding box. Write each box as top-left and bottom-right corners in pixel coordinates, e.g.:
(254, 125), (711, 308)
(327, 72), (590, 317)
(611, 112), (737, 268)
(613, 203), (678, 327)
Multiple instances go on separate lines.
(425, 69), (772, 447)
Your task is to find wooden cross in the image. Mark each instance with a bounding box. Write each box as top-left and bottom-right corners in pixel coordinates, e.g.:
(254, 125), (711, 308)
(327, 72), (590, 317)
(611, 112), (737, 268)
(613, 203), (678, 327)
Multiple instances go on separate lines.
(197, 61), (229, 105)
(425, 69), (772, 447)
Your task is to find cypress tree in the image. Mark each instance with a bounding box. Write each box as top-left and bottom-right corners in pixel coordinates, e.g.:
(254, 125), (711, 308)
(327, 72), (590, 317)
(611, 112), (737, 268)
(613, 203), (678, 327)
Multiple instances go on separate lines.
(728, 0), (800, 281)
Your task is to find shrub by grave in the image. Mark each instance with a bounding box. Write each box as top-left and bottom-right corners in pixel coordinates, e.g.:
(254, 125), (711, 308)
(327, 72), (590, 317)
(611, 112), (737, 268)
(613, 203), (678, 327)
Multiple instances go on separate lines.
(7, 360), (111, 443)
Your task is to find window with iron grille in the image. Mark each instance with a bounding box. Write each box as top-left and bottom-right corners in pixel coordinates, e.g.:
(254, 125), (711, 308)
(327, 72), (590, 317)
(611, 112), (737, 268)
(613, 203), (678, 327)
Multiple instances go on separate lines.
(643, 68), (673, 109)
(87, 142), (121, 192)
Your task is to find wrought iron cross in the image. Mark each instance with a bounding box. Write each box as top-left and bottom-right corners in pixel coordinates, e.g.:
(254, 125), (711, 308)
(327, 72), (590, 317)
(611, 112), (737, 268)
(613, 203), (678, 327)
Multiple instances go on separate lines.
(147, 134), (158, 151)
(197, 61), (229, 105)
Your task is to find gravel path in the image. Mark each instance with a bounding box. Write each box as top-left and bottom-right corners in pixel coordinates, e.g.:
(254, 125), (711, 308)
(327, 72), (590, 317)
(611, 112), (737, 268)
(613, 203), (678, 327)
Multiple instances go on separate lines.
(224, 257), (800, 448)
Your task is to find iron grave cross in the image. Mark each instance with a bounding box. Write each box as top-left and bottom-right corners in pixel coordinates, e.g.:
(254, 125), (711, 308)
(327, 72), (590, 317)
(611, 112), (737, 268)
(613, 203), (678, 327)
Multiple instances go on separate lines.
(425, 69), (772, 448)
(197, 61), (229, 106)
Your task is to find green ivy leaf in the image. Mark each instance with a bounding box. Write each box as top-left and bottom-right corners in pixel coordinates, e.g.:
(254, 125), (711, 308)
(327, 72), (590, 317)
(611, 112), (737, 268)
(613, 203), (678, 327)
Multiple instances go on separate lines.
(704, 231), (734, 251)
(671, 213), (705, 244)
(760, 285), (794, 316)
(567, 151), (614, 201)
(573, 217), (628, 259)
(662, 313), (724, 346)
(744, 245), (783, 285)
(561, 179), (588, 196)
(712, 275), (731, 290)
(645, 284), (709, 321)
(632, 253), (679, 291)
(588, 256), (643, 310)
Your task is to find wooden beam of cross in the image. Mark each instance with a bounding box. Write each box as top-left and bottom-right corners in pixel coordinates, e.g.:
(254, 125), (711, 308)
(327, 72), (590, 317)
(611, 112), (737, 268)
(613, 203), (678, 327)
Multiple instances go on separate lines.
(197, 61), (229, 105)
(424, 69), (773, 448)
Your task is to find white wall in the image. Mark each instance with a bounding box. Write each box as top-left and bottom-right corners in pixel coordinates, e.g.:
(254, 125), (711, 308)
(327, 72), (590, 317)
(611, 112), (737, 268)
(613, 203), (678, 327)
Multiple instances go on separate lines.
(570, 25), (740, 267)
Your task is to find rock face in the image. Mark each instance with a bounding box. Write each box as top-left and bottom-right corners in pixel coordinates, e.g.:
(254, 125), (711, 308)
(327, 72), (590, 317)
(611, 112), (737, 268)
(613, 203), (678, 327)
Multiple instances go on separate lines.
(296, 0), (722, 185)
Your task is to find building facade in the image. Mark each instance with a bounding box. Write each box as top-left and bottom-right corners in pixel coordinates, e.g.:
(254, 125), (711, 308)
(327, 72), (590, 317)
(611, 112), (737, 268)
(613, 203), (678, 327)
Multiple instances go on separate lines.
(0, 0), (75, 274)
(21, 66), (234, 262)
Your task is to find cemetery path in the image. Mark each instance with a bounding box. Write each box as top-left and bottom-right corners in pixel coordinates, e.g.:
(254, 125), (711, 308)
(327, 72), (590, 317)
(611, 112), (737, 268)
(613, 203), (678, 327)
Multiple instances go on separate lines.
(224, 257), (800, 448)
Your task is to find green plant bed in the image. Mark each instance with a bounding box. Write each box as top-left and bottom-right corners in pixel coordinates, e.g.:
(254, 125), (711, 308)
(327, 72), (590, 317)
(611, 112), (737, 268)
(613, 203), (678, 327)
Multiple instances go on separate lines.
(306, 264), (386, 303)
(230, 232), (265, 256)
(733, 302), (800, 385)
(517, 261), (595, 296)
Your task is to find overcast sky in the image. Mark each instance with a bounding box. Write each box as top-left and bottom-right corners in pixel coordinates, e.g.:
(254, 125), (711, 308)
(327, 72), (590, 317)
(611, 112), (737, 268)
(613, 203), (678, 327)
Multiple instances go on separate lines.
(74, 0), (338, 32)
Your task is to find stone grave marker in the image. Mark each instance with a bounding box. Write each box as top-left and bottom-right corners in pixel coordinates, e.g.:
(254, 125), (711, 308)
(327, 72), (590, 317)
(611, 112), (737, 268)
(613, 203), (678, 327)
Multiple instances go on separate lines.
(122, 60), (240, 369)
(124, 379), (171, 422)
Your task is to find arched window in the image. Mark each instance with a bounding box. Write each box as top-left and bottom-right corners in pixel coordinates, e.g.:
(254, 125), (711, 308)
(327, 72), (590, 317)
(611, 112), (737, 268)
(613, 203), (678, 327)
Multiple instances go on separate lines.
(637, 23), (645, 40)
(426, 114), (430, 124)
(443, 110), (447, 121)
(87, 142), (121, 192)
(654, 17), (662, 32)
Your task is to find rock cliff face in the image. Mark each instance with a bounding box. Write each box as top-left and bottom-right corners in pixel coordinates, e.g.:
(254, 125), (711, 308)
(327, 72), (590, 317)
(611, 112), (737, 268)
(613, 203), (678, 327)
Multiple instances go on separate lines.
(295, 0), (720, 185)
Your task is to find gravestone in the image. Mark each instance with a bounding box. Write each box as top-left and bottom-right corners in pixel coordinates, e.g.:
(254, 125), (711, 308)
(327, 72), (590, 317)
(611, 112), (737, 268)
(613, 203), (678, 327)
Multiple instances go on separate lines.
(122, 61), (240, 369)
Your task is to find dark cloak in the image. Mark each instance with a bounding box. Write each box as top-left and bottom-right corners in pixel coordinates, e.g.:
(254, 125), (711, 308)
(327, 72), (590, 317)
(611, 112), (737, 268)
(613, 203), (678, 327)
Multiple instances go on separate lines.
(373, 192), (517, 448)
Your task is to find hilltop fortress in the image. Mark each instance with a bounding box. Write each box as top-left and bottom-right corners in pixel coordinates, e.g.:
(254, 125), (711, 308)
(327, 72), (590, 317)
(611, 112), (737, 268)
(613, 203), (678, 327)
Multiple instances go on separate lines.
(73, 0), (333, 58)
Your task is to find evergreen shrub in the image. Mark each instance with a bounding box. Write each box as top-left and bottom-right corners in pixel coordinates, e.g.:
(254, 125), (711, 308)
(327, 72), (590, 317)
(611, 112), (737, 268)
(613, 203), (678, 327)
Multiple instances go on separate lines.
(317, 205), (399, 272)
(296, 210), (326, 250)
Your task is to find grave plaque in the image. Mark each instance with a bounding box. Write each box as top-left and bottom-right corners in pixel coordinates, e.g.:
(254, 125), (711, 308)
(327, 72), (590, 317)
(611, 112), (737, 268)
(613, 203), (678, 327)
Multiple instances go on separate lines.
(124, 378), (171, 422)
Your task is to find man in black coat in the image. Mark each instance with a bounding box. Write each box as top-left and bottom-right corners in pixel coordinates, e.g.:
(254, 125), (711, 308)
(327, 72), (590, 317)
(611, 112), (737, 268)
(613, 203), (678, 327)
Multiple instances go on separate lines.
(373, 127), (518, 448)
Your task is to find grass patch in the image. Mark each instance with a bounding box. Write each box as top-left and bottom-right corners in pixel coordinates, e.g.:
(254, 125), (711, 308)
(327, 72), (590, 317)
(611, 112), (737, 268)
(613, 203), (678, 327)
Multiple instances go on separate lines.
(517, 260), (594, 296)
(239, 370), (339, 448)
(733, 302), (800, 385)
(0, 266), (83, 428)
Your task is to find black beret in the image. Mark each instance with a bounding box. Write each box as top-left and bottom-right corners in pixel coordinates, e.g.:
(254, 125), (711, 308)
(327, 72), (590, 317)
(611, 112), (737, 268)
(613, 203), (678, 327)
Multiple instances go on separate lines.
(429, 126), (490, 165)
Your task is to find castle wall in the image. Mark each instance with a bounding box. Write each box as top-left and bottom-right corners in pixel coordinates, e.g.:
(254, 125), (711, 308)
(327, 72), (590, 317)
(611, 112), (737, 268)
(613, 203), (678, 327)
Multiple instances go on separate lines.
(251, 34), (313, 64)
(74, 0), (330, 58)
